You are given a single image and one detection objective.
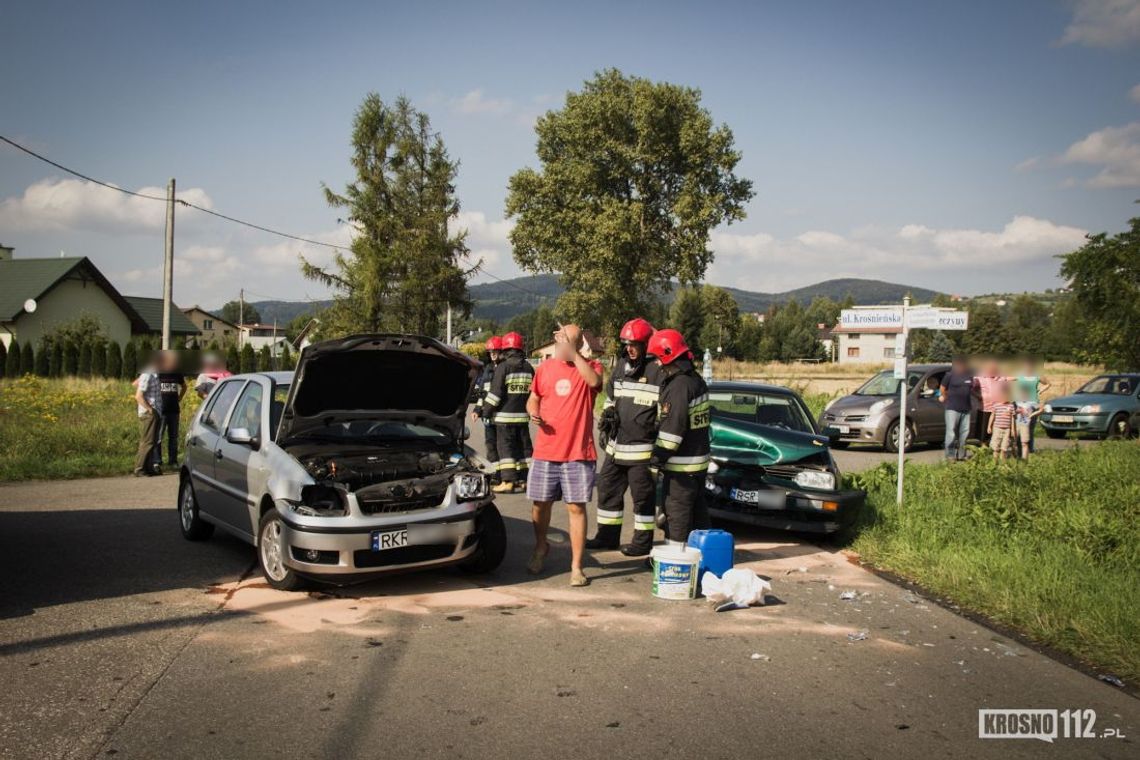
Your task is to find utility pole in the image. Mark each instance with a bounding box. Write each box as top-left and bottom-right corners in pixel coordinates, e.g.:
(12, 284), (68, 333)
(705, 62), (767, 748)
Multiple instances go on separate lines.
(238, 288), (244, 349)
(446, 304), (452, 345)
(161, 178), (175, 350)
(896, 295), (910, 506)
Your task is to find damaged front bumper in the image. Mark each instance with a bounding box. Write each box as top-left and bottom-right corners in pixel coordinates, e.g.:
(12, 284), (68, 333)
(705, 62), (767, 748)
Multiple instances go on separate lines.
(704, 470), (865, 534)
(276, 497), (487, 578)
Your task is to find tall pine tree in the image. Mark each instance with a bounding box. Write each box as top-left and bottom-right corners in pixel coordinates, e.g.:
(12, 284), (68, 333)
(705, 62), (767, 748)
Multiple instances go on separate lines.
(304, 94), (471, 337)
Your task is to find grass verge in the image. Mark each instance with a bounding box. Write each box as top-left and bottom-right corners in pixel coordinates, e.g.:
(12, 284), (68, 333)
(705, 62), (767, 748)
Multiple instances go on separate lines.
(845, 442), (1140, 682)
(0, 376), (202, 481)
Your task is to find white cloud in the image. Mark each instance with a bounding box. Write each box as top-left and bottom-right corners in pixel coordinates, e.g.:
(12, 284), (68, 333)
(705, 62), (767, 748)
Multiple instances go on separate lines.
(1060, 0), (1140, 48)
(448, 90), (551, 128)
(452, 89), (514, 116)
(707, 216), (1088, 293)
(1131, 83), (1140, 103)
(1059, 121), (1140, 187)
(0, 177), (213, 234)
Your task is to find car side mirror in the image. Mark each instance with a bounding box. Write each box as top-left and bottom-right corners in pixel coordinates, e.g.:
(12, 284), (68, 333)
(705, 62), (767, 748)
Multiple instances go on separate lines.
(822, 426), (843, 445)
(227, 427), (259, 449)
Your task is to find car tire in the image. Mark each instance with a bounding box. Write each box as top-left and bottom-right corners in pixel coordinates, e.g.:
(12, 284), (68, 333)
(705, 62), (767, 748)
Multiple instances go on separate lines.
(460, 502), (507, 574)
(883, 420), (913, 453)
(1106, 413), (1131, 440)
(1044, 428), (1067, 440)
(257, 509), (308, 592)
(178, 477), (214, 541)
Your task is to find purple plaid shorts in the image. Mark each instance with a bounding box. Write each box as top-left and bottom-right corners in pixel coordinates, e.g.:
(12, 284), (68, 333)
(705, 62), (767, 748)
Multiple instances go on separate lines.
(526, 459), (596, 504)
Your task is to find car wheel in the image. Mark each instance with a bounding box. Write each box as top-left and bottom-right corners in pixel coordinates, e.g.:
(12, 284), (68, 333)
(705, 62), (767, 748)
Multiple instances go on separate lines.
(883, 420), (913, 453)
(460, 502), (507, 574)
(178, 477), (214, 541)
(1106, 413), (1131, 440)
(257, 509), (307, 591)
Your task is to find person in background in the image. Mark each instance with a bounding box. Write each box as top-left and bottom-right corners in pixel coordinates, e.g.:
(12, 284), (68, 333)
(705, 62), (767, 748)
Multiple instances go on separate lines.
(939, 355), (976, 461)
(1013, 385), (1042, 460)
(987, 382), (1015, 461)
(973, 359), (1003, 445)
(524, 324), (603, 586)
(471, 336), (503, 484)
(484, 332), (534, 494)
(133, 355), (163, 476)
(1012, 358), (1050, 454)
(194, 352), (233, 399)
(156, 351), (186, 468)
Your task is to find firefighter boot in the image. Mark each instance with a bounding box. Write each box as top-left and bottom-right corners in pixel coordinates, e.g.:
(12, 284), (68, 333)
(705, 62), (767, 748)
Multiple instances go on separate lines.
(620, 530), (654, 557)
(585, 523), (621, 550)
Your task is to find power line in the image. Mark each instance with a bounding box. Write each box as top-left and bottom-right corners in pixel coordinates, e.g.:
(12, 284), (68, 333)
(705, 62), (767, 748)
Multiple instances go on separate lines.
(1, 133), (545, 297)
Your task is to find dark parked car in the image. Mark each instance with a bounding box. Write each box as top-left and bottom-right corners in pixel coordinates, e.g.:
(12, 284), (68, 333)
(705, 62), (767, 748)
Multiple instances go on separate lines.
(819, 364), (953, 452)
(704, 381), (865, 534)
(1041, 373), (1140, 439)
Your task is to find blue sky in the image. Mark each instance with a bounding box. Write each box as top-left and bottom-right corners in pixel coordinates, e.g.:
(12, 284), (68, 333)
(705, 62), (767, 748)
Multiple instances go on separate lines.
(2, 0), (1139, 308)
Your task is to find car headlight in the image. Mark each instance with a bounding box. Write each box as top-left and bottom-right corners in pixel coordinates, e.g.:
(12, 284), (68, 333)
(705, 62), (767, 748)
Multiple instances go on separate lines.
(707, 459), (720, 474)
(1078, 404), (1100, 414)
(1043, 404), (1052, 413)
(290, 485), (347, 516)
(869, 399), (893, 415)
(455, 473), (488, 502)
(794, 470), (836, 490)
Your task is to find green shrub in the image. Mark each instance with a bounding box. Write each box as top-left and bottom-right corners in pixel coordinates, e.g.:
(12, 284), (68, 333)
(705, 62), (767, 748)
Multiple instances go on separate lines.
(63, 341), (79, 376)
(122, 341), (138, 379)
(78, 343), (93, 377)
(105, 341), (122, 378)
(240, 344), (255, 373)
(50, 343), (63, 377)
(34, 342), (49, 376)
(20, 342), (33, 376)
(5, 340), (21, 377)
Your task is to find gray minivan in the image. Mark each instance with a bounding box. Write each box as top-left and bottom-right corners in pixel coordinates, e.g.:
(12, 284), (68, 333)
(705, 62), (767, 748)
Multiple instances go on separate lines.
(819, 364), (953, 452)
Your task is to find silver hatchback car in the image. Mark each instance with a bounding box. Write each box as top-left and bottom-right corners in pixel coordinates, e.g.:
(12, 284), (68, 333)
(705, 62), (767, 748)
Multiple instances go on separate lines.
(177, 334), (506, 590)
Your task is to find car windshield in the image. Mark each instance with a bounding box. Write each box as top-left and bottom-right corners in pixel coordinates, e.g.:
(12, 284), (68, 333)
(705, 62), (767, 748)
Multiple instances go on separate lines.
(708, 391), (815, 433)
(291, 420), (450, 443)
(855, 370), (924, 396)
(1076, 375), (1135, 395)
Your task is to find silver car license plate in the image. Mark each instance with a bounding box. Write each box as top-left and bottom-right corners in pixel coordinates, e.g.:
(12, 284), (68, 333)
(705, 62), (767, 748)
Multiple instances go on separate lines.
(371, 528), (409, 551)
(729, 488), (785, 509)
(836, 425), (850, 433)
(1052, 415), (1074, 423)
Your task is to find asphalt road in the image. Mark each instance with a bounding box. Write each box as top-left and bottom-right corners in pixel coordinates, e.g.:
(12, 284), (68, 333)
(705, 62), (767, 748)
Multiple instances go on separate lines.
(0, 435), (1134, 759)
(830, 435), (1080, 474)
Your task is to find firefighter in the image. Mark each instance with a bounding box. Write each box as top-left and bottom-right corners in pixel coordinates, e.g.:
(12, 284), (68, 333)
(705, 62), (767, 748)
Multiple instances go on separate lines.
(483, 331), (534, 493)
(472, 335), (504, 483)
(646, 328), (711, 545)
(587, 317), (660, 555)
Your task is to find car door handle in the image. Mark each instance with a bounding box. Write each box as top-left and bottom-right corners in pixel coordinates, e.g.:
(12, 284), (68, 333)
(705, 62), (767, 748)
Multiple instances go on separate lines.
(214, 450), (224, 460)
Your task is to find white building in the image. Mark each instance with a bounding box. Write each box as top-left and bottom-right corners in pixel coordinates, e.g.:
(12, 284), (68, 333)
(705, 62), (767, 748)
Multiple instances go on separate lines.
(832, 326), (902, 364)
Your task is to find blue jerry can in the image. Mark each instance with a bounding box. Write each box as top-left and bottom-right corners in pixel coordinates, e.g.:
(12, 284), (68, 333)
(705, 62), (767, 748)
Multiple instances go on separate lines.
(687, 529), (734, 578)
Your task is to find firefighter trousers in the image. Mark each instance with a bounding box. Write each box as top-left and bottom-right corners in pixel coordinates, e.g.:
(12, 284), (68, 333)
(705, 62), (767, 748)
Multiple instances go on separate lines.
(595, 457), (657, 532)
(661, 471), (710, 543)
(495, 424), (528, 483)
(482, 421), (499, 480)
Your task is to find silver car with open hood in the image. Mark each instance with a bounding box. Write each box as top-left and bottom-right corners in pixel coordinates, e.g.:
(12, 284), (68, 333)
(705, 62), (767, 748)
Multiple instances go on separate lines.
(177, 334), (506, 590)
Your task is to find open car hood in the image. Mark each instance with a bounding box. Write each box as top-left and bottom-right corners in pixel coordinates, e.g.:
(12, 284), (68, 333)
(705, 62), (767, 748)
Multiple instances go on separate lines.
(710, 414), (830, 466)
(277, 334), (481, 443)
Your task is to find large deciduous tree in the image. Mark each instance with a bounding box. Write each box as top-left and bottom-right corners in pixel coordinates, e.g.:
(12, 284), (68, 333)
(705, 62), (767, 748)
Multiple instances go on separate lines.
(505, 69), (754, 332)
(1060, 214), (1140, 369)
(304, 94), (471, 337)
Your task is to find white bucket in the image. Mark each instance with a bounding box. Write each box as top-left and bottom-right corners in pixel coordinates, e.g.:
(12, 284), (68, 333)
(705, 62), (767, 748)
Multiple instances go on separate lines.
(651, 546), (702, 600)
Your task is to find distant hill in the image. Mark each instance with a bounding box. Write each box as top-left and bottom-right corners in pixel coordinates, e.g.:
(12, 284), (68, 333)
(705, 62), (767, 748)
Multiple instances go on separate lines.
(227, 276), (941, 327)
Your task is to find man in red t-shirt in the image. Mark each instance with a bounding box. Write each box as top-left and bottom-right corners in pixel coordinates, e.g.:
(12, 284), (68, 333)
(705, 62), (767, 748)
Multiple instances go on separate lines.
(525, 324), (603, 587)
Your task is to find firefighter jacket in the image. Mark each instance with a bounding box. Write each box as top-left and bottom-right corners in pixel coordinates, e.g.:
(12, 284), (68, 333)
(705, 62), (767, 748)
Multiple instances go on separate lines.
(651, 358), (711, 473)
(472, 361), (496, 417)
(603, 356), (661, 463)
(484, 350), (533, 424)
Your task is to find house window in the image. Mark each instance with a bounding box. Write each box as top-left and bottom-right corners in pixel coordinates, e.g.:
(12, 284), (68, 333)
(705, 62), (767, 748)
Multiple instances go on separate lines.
(884, 347), (895, 359)
(847, 347), (860, 358)
(847, 333), (860, 340)
(204, 319), (213, 329)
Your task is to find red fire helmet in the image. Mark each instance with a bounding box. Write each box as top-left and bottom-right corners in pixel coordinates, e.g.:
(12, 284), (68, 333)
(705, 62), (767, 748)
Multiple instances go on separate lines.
(501, 332), (525, 351)
(485, 335), (504, 351)
(646, 328), (691, 365)
(619, 317), (655, 344)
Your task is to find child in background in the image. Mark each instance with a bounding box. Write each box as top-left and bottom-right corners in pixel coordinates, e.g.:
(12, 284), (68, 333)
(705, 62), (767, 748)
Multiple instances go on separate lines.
(987, 382), (1015, 461)
(1014, 386), (1041, 460)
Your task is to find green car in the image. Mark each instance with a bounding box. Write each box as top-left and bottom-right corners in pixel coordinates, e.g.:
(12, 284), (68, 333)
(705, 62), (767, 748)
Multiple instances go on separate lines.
(1040, 373), (1140, 439)
(705, 381), (865, 534)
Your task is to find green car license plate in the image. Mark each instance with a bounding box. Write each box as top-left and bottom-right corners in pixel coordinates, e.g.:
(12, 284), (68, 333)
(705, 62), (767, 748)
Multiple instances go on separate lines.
(729, 487), (785, 509)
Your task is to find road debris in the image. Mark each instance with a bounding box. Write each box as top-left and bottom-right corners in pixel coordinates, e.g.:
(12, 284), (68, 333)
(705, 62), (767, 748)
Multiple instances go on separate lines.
(1098, 674), (1125, 688)
(847, 630), (869, 642)
(750, 653), (770, 661)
